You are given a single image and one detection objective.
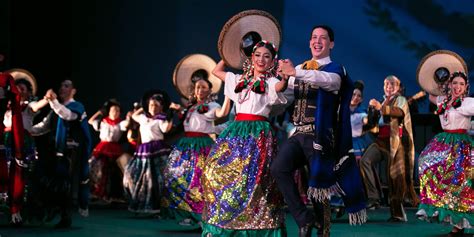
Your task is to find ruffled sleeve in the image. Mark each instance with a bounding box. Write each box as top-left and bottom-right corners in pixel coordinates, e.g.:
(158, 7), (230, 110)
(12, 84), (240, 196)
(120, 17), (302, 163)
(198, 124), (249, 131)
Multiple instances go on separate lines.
(266, 77), (288, 106)
(224, 72), (239, 103)
(457, 97), (474, 116)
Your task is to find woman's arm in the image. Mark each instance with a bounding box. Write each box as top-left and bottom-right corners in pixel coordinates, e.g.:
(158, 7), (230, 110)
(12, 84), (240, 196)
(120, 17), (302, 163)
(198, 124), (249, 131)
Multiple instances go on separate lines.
(215, 96), (232, 118)
(88, 110), (103, 125)
(131, 107), (144, 122)
(428, 94), (437, 104)
(159, 120), (173, 133)
(274, 75), (289, 92)
(212, 60), (227, 81)
(29, 98), (49, 113)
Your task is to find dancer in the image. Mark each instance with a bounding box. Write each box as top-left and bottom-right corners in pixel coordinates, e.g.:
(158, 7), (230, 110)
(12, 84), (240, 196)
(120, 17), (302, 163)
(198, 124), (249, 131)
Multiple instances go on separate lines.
(350, 80), (374, 161)
(123, 90), (173, 214)
(416, 70), (473, 236)
(272, 25), (367, 237)
(30, 79), (92, 228)
(163, 69), (231, 226)
(359, 75), (418, 221)
(88, 99), (129, 203)
(201, 40), (288, 236)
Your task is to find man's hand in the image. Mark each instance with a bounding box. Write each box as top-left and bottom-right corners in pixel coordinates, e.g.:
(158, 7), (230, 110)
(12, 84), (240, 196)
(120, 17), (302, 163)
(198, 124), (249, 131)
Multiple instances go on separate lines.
(278, 59), (296, 77)
(369, 99), (382, 110)
(44, 89), (57, 101)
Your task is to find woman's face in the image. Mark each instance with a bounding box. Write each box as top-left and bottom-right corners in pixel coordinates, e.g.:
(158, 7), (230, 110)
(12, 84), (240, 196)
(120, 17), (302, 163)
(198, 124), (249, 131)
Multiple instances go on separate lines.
(252, 46), (274, 74)
(351, 88), (363, 106)
(449, 77), (467, 98)
(16, 84), (31, 101)
(148, 99), (162, 116)
(194, 79), (211, 102)
(108, 105), (121, 120)
(383, 80), (399, 98)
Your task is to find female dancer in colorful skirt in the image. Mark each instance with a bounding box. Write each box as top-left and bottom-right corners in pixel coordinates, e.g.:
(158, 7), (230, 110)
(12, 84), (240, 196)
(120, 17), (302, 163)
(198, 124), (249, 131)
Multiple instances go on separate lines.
(416, 71), (473, 236)
(88, 99), (129, 203)
(163, 70), (231, 226)
(123, 90), (173, 214)
(201, 40), (289, 236)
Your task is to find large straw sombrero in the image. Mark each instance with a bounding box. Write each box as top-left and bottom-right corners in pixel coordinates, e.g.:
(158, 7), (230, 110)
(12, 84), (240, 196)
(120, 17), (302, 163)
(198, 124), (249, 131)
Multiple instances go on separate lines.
(173, 54), (222, 99)
(218, 10), (281, 69)
(417, 50), (467, 96)
(5, 68), (38, 96)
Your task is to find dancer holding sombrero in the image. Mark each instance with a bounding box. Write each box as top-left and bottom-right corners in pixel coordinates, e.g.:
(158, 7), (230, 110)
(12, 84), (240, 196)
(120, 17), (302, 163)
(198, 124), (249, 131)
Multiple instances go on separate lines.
(162, 54), (231, 226)
(201, 10), (289, 236)
(415, 50), (474, 236)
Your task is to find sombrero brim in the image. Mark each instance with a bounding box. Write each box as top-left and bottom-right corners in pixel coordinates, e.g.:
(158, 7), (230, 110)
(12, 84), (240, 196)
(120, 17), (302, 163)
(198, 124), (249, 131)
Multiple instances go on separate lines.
(218, 10), (281, 69)
(5, 68), (38, 96)
(173, 54), (222, 99)
(417, 50), (467, 96)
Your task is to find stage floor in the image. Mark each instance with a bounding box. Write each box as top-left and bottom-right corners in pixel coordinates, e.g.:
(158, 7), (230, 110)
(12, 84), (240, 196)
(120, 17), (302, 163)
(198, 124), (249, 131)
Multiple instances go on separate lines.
(1, 206), (472, 237)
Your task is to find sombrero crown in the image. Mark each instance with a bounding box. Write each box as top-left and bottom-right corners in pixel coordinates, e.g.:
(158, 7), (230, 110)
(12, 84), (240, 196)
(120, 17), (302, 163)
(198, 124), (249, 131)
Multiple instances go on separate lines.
(218, 9), (281, 69)
(417, 50), (468, 96)
(172, 54), (222, 99)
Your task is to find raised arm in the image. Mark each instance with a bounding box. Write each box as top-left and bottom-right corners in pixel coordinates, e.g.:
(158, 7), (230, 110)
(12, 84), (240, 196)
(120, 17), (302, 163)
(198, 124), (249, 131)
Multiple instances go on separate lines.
(429, 94), (437, 104)
(88, 110), (103, 126)
(274, 74), (289, 92)
(131, 107), (144, 122)
(215, 96), (232, 118)
(159, 119), (173, 133)
(29, 98), (49, 113)
(280, 59), (341, 92)
(212, 60), (227, 81)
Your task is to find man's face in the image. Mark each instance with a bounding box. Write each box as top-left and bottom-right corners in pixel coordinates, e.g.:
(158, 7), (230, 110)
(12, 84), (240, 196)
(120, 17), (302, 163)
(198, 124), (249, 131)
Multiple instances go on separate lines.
(59, 80), (74, 101)
(309, 28), (334, 60)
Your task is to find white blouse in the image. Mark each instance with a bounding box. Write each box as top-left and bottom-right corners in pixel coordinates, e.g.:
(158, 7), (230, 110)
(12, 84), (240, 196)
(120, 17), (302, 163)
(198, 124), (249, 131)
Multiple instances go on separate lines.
(91, 119), (128, 142)
(184, 101), (220, 134)
(135, 113), (169, 143)
(224, 72), (287, 118)
(4, 101), (38, 133)
(436, 96), (474, 130)
(351, 111), (367, 137)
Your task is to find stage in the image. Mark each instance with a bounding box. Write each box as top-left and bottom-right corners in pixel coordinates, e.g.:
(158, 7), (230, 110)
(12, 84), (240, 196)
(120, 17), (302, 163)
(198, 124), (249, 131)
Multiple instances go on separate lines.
(1, 206), (472, 237)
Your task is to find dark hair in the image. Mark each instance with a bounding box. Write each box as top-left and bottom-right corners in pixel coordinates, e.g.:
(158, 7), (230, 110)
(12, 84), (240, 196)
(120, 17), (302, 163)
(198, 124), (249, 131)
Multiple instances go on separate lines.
(102, 98), (121, 116)
(15, 78), (33, 93)
(253, 41), (278, 59)
(450, 71), (468, 82)
(141, 89), (170, 114)
(191, 69), (212, 89)
(61, 79), (75, 89)
(353, 80), (364, 97)
(310, 25), (334, 42)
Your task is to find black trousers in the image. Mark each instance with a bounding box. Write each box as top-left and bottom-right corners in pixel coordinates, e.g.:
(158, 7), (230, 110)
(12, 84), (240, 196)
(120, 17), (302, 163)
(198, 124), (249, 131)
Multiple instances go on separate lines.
(271, 133), (326, 228)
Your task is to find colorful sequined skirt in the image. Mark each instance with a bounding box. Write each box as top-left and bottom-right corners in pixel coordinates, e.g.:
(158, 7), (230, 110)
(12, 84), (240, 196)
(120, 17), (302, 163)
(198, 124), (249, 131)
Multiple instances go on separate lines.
(201, 120), (285, 236)
(416, 132), (473, 228)
(123, 140), (170, 213)
(162, 135), (213, 218)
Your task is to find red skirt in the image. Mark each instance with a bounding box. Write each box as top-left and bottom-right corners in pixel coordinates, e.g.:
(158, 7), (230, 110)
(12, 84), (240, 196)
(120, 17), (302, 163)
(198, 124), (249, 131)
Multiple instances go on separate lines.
(92, 141), (123, 159)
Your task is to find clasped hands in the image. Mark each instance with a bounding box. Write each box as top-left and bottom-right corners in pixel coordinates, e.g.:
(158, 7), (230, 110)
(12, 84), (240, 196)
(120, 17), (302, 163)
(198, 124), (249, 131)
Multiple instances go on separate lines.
(44, 89), (57, 101)
(277, 59), (296, 81)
